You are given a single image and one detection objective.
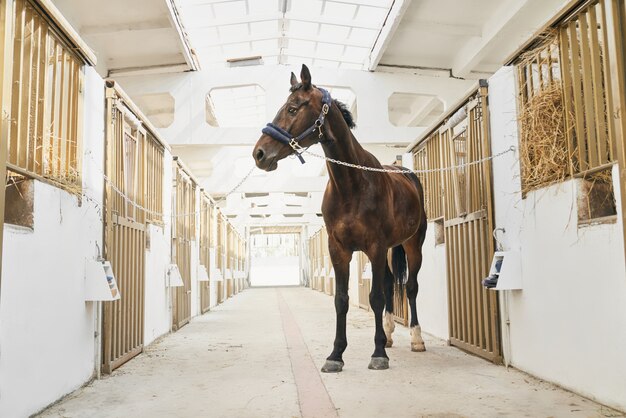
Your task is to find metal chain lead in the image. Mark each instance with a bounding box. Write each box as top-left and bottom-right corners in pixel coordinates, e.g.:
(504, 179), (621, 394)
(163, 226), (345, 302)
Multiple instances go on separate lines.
(291, 143), (516, 174)
(84, 141), (514, 220)
(84, 151), (256, 219)
(213, 166), (256, 203)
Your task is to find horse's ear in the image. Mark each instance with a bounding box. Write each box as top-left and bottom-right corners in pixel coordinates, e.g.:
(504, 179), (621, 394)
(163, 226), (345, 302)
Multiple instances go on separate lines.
(290, 72), (298, 88)
(300, 64), (311, 90)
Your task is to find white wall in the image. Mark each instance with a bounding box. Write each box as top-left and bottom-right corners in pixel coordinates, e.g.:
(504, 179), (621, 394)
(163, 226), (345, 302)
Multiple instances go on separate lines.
(250, 256), (300, 287)
(489, 66), (626, 412)
(416, 224), (449, 340)
(143, 149), (174, 346)
(0, 67), (104, 417)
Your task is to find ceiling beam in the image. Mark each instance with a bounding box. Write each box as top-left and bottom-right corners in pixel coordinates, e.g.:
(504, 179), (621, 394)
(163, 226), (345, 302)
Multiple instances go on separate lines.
(451, 0), (529, 78)
(166, 0), (200, 71)
(196, 33), (372, 49)
(80, 19), (173, 36)
(397, 19), (483, 37)
(367, 0), (412, 71)
(191, 12), (381, 31)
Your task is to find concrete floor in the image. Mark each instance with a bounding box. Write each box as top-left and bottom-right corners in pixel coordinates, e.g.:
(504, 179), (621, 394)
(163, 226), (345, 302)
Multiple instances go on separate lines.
(39, 287), (623, 418)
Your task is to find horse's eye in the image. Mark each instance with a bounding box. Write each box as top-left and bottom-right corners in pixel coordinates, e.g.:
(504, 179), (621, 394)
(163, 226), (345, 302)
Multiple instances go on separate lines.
(288, 107), (297, 115)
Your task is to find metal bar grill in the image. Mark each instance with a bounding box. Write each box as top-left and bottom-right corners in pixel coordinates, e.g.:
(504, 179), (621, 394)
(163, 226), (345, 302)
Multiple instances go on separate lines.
(7, 0), (83, 190)
(410, 86), (501, 363)
(199, 193), (212, 313)
(413, 132), (444, 220)
(172, 162), (195, 330)
(103, 87), (160, 374)
(516, 0), (619, 190)
(558, 1), (616, 174)
(145, 132), (164, 224)
(216, 214), (225, 304)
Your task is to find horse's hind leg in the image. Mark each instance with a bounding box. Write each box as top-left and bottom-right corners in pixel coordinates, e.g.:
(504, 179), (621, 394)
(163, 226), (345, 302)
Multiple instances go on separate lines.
(383, 263), (395, 348)
(404, 226), (427, 352)
(321, 238), (352, 373)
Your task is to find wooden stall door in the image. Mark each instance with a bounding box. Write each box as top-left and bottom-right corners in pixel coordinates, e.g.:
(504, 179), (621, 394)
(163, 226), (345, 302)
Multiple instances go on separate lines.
(199, 197), (211, 313)
(442, 86), (501, 363)
(172, 166), (194, 330)
(103, 217), (146, 373)
(102, 98), (148, 374)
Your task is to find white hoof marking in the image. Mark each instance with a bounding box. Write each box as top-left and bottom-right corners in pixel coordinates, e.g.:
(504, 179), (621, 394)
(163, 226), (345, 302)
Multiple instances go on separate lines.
(383, 311), (395, 345)
(410, 325), (426, 352)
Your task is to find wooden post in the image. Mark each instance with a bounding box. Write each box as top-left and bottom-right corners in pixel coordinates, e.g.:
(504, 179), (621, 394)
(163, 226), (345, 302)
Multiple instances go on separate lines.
(604, 0), (626, 271)
(0, 0), (14, 292)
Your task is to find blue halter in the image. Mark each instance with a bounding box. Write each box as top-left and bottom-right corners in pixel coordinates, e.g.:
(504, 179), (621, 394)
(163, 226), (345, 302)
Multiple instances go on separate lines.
(261, 87), (332, 164)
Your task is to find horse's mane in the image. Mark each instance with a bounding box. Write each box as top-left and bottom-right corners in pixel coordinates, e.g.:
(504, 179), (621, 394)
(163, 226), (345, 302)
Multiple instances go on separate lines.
(333, 99), (356, 130)
(289, 84), (356, 130)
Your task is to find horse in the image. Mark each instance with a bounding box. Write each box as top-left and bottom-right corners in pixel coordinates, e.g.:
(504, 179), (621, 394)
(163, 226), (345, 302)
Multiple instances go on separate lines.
(253, 64), (427, 372)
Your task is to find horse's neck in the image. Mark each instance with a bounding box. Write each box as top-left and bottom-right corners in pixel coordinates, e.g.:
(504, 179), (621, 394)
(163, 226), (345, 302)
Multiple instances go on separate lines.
(321, 111), (381, 193)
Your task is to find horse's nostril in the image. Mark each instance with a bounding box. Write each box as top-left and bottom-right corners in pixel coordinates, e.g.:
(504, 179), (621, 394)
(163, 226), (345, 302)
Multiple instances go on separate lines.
(255, 148), (265, 162)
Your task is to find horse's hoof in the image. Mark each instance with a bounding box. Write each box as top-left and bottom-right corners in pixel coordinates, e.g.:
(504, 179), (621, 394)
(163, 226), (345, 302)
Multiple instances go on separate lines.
(321, 360), (344, 373)
(385, 339), (393, 348)
(411, 343), (426, 352)
(368, 357), (389, 370)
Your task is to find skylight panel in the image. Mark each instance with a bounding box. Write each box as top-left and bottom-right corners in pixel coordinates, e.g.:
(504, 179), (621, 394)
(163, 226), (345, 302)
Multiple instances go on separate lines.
(252, 39), (279, 54)
(213, 1), (247, 19)
(315, 42), (344, 61)
(353, 5), (388, 27)
(319, 24), (350, 41)
(222, 42), (253, 58)
(339, 62), (363, 70)
(187, 27), (219, 42)
(247, 0), (275, 15)
(323, 2), (357, 19)
(219, 23), (249, 40)
(289, 0), (324, 16)
(179, 0), (396, 70)
(288, 21), (320, 39)
(286, 55), (313, 67)
(313, 59), (340, 69)
(288, 39), (317, 55)
(348, 27), (378, 45)
(250, 20), (279, 37)
(342, 45), (369, 63)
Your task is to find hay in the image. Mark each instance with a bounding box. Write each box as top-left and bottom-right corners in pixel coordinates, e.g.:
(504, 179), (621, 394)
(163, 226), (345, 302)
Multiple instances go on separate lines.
(518, 81), (573, 194)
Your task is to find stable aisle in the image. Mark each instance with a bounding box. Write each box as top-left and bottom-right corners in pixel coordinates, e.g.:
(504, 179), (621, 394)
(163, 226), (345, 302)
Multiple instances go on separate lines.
(39, 288), (621, 418)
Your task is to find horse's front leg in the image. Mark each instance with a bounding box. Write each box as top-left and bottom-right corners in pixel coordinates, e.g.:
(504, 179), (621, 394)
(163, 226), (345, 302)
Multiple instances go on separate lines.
(321, 241), (352, 373)
(368, 248), (390, 370)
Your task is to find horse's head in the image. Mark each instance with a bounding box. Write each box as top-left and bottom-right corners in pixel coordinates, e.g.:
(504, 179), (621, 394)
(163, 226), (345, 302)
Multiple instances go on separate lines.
(253, 64), (326, 171)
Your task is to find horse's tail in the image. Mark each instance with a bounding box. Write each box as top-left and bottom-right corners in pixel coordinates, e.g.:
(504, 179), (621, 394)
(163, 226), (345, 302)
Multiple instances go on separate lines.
(392, 244), (407, 287)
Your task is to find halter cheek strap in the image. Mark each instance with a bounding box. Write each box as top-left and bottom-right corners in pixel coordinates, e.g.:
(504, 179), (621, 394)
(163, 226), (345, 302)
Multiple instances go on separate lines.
(261, 87), (332, 164)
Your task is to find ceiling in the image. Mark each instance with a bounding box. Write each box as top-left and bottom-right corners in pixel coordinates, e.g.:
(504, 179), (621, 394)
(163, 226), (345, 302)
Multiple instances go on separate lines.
(51, 0), (572, 232)
(179, 0), (394, 70)
(52, 0), (197, 76)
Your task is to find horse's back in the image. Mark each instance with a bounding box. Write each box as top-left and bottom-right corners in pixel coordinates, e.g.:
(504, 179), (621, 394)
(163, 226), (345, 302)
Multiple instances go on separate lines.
(382, 165), (424, 196)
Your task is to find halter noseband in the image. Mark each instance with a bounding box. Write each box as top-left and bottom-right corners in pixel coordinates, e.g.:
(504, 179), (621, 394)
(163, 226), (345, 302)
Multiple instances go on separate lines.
(261, 87), (332, 164)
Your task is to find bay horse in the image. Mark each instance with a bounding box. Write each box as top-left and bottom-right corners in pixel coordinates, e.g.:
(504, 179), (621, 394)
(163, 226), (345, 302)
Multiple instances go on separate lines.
(253, 65), (427, 372)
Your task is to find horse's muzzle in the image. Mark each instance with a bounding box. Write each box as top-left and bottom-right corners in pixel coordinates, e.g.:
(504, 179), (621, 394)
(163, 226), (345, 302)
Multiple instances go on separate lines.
(252, 143), (278, 171)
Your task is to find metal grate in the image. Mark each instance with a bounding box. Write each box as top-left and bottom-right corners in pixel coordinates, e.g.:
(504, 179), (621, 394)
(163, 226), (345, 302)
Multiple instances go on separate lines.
(172, 163), (196, 330)
(7, 0), (84, 190)
(199, 193), (213, 313)
(411, 86), (501, 363)
(102, 85), (168, 373)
